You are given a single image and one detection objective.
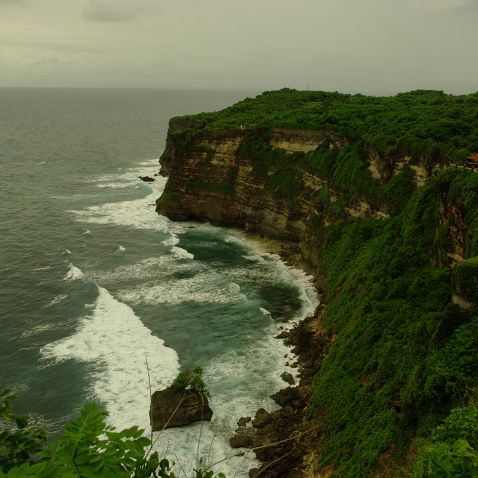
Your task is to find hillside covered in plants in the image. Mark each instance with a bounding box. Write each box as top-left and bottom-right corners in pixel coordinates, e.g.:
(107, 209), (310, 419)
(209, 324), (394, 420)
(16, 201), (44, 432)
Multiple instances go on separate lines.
(171, 88), (478, 164)
(157, 89), (478, 477)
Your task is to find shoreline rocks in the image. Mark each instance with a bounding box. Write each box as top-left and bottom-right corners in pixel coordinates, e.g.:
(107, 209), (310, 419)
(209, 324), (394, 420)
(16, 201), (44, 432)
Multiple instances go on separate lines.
(139, 175), (155, 182)
(231, 308), (332, 478)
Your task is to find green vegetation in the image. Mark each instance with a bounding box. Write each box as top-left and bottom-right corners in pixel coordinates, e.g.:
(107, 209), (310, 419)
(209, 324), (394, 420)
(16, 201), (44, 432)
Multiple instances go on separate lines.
(0, 388), (223, 478)
(413, 402), (478, 477)
(234, 135), (416, 215)
(171, 367), (210, 398)
(171, 88), (478, 164)
(305, 169), (478, 476)
(236, 137), (304, 201)
(452, 257), (478, 304)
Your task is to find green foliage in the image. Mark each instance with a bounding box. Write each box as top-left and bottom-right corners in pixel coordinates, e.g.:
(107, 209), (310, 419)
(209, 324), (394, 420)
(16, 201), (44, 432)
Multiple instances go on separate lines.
(306, 169), (478, 476)
(1, 400), (169, 478)
(0, 389), (47, 473)
(414, 439), (478, 477)
(413, 405), (478, 477)
(171, 367), (210, 398)
(172, 88), (478, 164)
(452, 257), (478, 303)
(235, 136), (416, 216)
(0, 390), (224, 478)
(432, 406), (478, 447)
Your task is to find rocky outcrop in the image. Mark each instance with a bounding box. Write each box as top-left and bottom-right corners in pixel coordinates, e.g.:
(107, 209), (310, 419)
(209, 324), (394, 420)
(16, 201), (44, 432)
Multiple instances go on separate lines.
(269, 128), (331, 153)
(139, 175), (155, 183)
(228, 310), (331, 478)
(157, 130), (307, 241)
(438, 184), (468, 263)
(366, 145), (443, 186)
(150, 388), (213, 431)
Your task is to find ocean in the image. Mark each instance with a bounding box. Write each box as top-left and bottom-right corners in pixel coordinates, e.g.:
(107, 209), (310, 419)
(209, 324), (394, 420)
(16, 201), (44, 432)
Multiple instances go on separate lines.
(0, 88), (318, 476)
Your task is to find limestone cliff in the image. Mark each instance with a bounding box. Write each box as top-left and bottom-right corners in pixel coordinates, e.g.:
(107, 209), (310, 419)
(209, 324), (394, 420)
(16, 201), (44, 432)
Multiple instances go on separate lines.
(157, 124), (438, 271)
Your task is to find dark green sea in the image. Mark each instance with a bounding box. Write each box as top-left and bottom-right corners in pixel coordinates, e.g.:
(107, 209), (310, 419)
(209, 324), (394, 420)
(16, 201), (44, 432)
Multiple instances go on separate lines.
(0, 88), (317, 476)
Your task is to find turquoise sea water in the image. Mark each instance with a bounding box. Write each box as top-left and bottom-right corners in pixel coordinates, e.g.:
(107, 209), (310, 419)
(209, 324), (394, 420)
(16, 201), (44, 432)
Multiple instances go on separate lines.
(0, 88), (318, 476)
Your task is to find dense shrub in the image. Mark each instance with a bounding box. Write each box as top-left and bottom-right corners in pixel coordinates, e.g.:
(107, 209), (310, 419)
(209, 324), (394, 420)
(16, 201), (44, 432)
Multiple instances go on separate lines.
(172, 89), (478, 164)
(171, 367), (210, 398)
(307, 170), (478, 476)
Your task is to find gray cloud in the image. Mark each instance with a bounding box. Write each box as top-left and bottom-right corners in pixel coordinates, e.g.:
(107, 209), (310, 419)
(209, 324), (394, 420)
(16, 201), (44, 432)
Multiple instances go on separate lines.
(0, 0), (477, 93)
(408, 0), (475, 10)
(82, 0), (158, 22)
(0, 0), (26, 5)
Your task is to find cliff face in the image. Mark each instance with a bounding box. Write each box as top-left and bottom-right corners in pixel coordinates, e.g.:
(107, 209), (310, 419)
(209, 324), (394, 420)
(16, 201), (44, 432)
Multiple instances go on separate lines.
(157, 126), (437, 266)
(158, 129), (310, 240)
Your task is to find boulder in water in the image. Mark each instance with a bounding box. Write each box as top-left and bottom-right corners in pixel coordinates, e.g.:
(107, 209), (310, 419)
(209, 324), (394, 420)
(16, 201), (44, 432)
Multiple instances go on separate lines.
(150, 388), (213, 430)
(139, 175), (155, 183)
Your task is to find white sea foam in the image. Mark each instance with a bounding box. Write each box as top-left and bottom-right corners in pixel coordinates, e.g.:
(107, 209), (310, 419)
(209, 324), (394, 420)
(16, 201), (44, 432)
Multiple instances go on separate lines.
(70, 175), (176, 234)
(64, 264), (85, 281)
(62, 249), (71, 256)
(259, 307), (271, 315)
(171, 246), (194, 260)
(47, 294), (68, 307)
(87, 171), (139, 185)
(21, 323), (59, 338)
(118, 273), (246, 306)
(72, 161), (182, 249)
(161, 235), (180, 246)
(117, 245), (126, 253)
(41, 286), (179, 431)
(33, 266), (51, 271)
(84, 229), (91, 235)
(92, 256), (197, 284)
(127, 158), (161, 176)
(137, 158), (161, 166)
(96, 182), (136, 189)
(242, 254), (265, 263)
(227, 232), (319, 322)
(70, 197), (169, 231)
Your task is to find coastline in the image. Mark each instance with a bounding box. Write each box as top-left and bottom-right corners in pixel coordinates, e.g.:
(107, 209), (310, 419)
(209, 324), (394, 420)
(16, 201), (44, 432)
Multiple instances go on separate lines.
(218, 229), (326, 477)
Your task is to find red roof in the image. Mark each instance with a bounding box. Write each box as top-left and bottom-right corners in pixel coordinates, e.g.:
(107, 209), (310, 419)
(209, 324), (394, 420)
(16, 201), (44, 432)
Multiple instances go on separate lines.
(468, 153), (478, 162)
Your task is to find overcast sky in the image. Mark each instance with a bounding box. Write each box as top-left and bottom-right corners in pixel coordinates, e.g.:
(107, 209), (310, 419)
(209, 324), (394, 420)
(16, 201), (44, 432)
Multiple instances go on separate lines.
(1, 0), (477, 94)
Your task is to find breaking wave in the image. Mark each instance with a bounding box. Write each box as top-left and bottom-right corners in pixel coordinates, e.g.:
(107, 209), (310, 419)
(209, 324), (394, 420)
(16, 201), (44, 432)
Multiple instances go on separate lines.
(41, 286), (179, 431)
